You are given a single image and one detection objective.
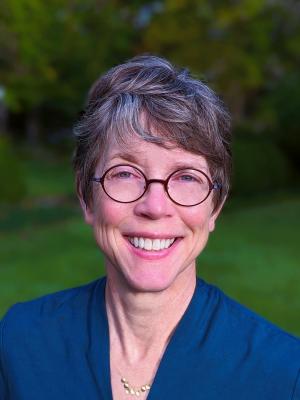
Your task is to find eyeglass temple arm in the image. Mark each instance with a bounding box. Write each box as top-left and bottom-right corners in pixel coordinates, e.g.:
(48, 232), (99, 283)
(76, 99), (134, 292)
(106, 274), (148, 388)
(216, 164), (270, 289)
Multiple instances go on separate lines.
(212, 182), (222, 190)
(91, 177), (103, 183)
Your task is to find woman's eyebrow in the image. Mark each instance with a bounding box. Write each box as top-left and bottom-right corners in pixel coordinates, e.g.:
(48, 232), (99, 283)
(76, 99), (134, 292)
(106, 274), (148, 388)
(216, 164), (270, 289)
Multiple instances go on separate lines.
(110, 152), (140, 163)
(170, 161), (209, 172)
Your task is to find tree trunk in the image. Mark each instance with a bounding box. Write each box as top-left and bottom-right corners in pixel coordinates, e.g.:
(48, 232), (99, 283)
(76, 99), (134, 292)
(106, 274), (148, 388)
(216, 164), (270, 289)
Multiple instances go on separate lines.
(26, 109), (40, 145)
(0, 102), (8, 135)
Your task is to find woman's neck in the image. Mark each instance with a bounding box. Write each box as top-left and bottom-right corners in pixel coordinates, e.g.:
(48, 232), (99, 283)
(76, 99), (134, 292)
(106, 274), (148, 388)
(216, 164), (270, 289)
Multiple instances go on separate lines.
(105, 267), (197, 365)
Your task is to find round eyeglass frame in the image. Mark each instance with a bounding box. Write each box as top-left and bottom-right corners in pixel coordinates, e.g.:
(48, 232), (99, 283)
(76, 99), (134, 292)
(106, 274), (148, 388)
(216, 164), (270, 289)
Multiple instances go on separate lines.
(91, 164), (222, 207)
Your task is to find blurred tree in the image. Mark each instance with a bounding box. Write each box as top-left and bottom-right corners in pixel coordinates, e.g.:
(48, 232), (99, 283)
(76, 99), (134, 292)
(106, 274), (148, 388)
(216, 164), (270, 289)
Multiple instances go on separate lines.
(141, 0), (300, 128)
(0, 0), (137, 143)
(0, 0), (300, 164)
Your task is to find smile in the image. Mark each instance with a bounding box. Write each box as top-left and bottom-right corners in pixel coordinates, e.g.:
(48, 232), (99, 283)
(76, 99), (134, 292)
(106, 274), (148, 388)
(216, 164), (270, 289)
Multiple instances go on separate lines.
(128, 237), (176, 251)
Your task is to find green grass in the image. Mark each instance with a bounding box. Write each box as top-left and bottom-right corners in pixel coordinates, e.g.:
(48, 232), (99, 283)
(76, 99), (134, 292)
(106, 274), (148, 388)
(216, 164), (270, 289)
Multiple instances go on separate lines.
(1, 152), (299, 336)
(199, 197), (300, 335)
(0, 208), (104, 311)
(1, 196), (299, 336)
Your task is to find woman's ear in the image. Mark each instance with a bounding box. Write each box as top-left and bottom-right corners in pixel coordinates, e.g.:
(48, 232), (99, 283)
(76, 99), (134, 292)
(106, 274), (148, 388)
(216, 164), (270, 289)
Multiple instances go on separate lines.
(78, 195), (94, 226)
(77, 181), (94, 225)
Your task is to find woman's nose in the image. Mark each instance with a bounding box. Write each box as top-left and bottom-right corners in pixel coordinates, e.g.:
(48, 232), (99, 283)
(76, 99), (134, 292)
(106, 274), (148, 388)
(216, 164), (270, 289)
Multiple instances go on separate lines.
(133, 182), (175, 220)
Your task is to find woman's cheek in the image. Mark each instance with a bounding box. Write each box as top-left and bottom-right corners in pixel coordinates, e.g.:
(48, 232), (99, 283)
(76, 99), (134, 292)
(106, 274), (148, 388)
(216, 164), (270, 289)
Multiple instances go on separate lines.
(92, 202), (124, 254)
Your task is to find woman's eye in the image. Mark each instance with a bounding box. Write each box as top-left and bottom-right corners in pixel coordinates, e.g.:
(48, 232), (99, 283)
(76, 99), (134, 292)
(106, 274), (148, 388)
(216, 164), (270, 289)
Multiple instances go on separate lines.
(175, 174), (199, 183)
(171, 168), (209, 184)
(179, 175), (196, 181)
(113, 171), (133, 179)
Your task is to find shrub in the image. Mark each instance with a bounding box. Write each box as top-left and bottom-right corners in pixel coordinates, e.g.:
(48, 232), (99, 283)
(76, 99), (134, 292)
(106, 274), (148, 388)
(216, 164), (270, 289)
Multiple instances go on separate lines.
(232, 135), (292, 196)
(272, 75), (300, 170)
(0, 136), (27, 203)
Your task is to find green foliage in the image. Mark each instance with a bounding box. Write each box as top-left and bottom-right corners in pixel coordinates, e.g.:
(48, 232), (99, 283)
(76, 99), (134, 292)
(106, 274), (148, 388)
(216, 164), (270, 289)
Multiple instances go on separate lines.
(22, 156), (74, 198)
(0, 0), (300, 156)
(0, 0), (137, 117)
(0, 137), (27, 202)
(142, 0), (300, 124)
(232, 135), (291, 196)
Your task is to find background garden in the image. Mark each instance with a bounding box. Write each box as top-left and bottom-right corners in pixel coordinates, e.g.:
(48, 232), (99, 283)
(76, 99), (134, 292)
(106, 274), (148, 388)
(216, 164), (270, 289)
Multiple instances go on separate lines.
(0, 0), (299, 335)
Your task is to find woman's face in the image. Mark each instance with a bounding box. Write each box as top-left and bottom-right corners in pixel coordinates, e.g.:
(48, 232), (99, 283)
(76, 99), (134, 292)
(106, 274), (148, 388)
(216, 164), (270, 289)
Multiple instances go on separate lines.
(81, 136), (222, 293)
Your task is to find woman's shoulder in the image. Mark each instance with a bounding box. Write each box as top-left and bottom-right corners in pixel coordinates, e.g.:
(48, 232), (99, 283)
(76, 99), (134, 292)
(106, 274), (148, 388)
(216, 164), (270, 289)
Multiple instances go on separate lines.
(0, 278), (108, 398)
(0, 277), (106, 337)
(198, 278), (300, 374)
(199, 278), (298, 333)
(175, 279), (300, 399)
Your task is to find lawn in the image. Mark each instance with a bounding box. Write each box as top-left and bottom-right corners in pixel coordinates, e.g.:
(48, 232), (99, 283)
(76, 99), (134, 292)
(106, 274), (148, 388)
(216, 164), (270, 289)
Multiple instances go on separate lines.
(200, 196), (300, 335)
(0, 153), (299, 336)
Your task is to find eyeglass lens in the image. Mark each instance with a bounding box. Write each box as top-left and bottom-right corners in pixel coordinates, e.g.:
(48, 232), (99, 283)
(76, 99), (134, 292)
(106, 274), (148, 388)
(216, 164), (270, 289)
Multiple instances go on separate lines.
(102, 165), (211, 206)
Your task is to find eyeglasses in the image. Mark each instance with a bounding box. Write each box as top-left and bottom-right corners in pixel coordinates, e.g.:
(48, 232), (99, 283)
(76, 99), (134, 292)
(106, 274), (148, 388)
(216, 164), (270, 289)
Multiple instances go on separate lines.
(91, 164), (221, 207)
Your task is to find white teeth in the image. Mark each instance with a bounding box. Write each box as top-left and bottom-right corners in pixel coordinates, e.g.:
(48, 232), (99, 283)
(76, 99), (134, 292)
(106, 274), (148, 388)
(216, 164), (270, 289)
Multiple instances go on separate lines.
(128, 236), (176, 251)
(144, 238), (152, 250)
(152, 239), (160, 250)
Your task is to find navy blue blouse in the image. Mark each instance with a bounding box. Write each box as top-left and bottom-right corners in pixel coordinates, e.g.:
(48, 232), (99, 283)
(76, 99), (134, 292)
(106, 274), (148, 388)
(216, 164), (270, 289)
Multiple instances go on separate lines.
(1, 277), (300, 399)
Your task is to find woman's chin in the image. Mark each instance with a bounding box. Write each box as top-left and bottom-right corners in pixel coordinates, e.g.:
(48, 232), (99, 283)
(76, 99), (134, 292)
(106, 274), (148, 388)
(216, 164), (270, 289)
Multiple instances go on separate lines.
(106, 237), (195, 293)
(125, 274), (177, 293)
(120, 261), (192, 294)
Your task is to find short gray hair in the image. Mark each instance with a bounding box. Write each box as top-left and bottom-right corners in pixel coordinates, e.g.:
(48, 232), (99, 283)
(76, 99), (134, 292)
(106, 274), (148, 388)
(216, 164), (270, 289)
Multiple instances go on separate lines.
(73, 55), (232, 212)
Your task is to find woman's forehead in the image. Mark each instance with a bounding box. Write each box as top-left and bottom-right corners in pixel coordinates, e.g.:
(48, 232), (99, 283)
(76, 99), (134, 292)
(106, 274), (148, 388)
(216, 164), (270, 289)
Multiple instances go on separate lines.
(101, 136), (209, 173)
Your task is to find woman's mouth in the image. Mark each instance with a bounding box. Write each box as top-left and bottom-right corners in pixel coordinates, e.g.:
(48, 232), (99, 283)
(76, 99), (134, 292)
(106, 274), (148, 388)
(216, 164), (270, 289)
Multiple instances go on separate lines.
(127, 237), (177, 251)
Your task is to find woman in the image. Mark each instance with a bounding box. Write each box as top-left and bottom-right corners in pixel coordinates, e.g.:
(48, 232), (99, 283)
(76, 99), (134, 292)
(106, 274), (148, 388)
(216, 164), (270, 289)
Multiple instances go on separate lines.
(1, 55), (299, 399)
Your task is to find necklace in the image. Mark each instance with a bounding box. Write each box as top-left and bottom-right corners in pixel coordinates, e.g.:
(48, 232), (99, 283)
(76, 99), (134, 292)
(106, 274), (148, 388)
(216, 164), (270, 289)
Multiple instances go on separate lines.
(120, 377), (151, 396)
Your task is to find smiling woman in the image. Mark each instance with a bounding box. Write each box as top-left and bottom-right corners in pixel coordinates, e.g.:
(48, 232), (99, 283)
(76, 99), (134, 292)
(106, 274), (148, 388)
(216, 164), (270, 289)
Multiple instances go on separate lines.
(83, 138), (219, 294)
(1, 56), (300, 400)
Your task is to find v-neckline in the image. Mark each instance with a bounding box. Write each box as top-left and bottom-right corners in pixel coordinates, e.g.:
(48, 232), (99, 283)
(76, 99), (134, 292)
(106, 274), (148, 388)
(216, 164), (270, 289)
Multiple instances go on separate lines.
(95, 277), (207, 400)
